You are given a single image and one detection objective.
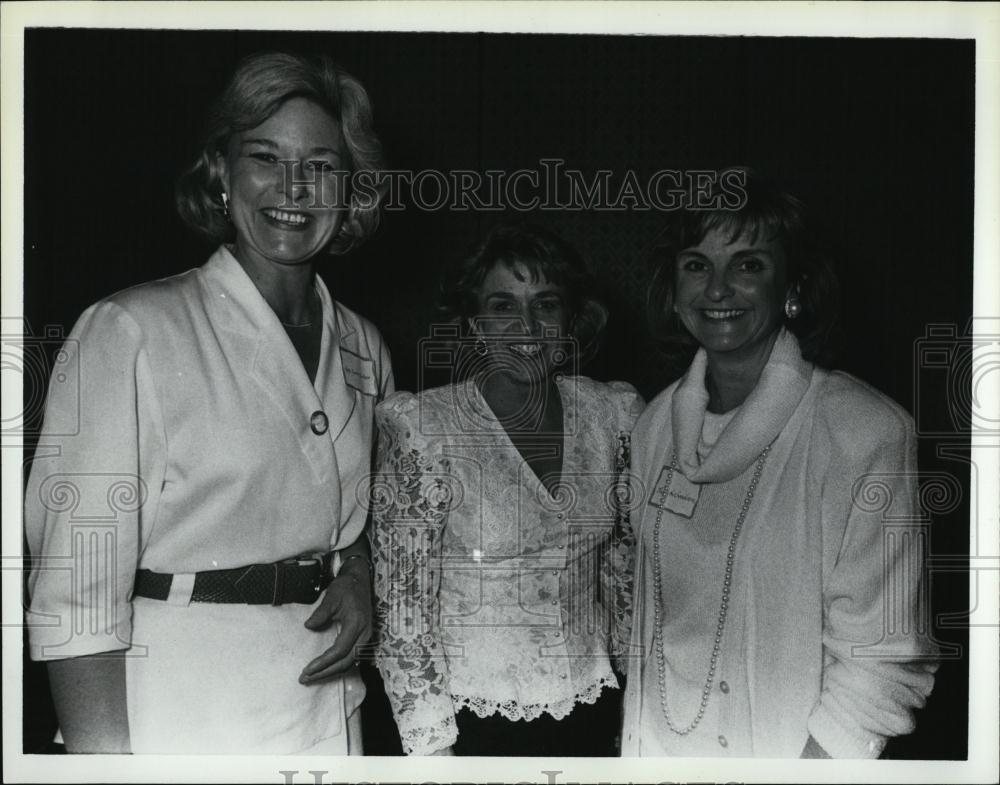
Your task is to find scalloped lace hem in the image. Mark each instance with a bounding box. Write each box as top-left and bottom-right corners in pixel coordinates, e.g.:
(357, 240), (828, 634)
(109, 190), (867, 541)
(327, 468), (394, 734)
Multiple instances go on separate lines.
(451, 675), (620, 723)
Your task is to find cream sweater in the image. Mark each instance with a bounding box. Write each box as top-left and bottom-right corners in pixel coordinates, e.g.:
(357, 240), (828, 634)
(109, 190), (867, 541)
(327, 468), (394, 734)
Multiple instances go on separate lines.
(621, 329), (937, 758)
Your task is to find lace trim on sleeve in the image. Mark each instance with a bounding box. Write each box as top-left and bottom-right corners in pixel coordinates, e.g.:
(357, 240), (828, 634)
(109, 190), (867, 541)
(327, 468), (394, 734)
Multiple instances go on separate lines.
(372, 403), (458, 754)
(398, 713), (458, 756)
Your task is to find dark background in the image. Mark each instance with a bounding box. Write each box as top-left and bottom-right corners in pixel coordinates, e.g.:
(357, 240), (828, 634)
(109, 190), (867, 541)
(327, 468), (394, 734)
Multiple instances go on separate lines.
(22, 29), (974, 758)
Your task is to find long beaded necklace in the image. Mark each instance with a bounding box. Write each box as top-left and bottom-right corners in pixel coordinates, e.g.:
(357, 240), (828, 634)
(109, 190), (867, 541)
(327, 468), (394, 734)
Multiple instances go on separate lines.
(651, 444), (771, 735)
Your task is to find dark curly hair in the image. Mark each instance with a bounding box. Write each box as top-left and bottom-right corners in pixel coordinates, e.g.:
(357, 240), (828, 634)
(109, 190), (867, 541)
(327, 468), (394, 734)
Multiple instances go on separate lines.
(438, 220), (609, 368)
(646, 167), (841, 367)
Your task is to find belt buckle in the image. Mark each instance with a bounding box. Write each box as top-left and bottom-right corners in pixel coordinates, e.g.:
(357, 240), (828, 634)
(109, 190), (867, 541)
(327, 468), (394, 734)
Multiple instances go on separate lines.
(286, 552), (326, 568)
(285, 552), (327, 600)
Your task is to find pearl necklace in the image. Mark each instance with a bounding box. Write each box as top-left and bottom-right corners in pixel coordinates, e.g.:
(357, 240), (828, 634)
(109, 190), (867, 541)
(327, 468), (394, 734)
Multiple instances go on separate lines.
(651, 445), (771, 735)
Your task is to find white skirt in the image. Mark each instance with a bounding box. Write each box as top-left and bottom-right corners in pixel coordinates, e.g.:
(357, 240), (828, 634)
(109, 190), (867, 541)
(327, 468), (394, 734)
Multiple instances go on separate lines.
(122, 597), (365, 754)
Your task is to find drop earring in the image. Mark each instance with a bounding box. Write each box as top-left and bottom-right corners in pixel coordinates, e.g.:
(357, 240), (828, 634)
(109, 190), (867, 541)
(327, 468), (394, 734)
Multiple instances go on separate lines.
(221, 192), (231, 219)
(784, 296), (802, 319)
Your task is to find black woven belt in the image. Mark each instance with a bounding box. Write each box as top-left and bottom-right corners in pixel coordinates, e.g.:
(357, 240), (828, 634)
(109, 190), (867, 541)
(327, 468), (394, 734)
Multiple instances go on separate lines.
(133, 553), (334, 605)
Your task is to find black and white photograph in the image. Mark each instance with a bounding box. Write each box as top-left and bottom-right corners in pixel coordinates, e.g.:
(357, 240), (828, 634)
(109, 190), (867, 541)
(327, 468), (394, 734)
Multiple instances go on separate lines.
(3, 3), (998, 783)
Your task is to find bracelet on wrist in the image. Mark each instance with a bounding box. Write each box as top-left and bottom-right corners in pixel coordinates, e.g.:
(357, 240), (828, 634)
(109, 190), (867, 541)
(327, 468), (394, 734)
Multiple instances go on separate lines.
(339, 553), (373, 576)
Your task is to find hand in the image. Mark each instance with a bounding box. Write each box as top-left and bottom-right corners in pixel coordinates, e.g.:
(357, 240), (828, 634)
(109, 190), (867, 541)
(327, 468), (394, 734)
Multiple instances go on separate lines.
(430, 745), (455, 756)
(299, 563), (372, 684)
(800, 735), (832, 758)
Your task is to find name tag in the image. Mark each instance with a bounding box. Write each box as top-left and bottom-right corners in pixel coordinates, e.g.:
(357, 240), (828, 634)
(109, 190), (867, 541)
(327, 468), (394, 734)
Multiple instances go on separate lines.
(647, 465), (700, 518)
(340, 348), (379, 396)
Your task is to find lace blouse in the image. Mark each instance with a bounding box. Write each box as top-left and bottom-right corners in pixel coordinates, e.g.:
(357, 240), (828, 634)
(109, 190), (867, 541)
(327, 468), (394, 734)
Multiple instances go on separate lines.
(371, 376), (644, 755)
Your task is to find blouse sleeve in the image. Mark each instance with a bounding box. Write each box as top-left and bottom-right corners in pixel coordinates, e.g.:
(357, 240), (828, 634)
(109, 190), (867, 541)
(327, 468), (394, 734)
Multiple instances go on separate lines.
(807, 397), (938, 758)
(24, 301), (165, 661)
(370, 395), (457, 755)
(603, 382), (646, 674)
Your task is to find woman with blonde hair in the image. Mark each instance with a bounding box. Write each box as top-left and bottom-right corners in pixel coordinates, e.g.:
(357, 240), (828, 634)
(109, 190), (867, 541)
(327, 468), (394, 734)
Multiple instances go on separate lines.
(25, 51), (392, 754)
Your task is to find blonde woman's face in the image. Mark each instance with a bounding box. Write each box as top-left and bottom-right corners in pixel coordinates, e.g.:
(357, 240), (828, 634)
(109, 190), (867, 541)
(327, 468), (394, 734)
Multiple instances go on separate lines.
(218, 97), (348, 270)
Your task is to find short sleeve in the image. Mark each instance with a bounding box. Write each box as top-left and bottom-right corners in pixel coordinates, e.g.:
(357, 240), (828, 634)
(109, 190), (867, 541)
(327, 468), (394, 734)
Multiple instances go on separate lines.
(24, 301), (165, 661)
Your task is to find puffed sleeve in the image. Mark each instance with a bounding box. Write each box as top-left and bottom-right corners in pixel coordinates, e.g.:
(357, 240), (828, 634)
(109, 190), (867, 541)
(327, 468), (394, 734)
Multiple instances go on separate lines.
(24, 301), (165, 661)
(807, 393), (938, 758)
(370, 394), (457, 755)
(603, 382), (645, 673)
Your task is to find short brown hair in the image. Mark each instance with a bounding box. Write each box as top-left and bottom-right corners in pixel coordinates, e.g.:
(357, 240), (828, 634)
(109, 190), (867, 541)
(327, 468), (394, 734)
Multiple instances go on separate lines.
(647, 167), (841, 367)
(439, 220), (609, 367)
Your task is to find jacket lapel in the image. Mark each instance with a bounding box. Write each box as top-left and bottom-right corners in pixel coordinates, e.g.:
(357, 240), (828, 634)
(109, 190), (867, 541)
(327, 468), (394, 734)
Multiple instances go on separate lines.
(198, 247), (342, 501)
(315, 283), (363, 444)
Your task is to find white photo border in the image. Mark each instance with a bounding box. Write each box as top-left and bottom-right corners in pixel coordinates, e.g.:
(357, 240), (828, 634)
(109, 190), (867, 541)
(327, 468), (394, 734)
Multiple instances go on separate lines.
(2, 2), (998, 783)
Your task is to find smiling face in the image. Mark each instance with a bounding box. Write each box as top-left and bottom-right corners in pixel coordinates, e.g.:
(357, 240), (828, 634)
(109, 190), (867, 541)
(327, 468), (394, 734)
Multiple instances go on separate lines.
(469, 261), (570, 385)
(218, 97), (347, 271)
(673, 225), (790, 366)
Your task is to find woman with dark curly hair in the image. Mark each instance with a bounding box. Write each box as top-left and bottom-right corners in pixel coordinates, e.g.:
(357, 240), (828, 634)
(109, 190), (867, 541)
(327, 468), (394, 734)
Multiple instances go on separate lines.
(371, 221), (643, 755)
(24, 51), (392, 754)
(622, 168), (937, 758)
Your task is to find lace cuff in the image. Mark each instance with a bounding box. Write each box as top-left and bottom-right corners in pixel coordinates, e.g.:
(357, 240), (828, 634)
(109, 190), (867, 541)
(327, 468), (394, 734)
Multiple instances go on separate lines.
(399, 712), (459, 756)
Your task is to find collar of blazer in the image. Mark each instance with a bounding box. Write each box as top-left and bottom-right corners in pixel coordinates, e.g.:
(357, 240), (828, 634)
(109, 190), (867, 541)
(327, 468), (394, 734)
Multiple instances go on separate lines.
(199, 246), (374, 481)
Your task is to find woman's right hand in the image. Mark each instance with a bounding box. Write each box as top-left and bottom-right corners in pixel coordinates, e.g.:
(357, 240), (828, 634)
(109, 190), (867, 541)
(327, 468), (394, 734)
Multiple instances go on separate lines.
(430, 745), (455, 755)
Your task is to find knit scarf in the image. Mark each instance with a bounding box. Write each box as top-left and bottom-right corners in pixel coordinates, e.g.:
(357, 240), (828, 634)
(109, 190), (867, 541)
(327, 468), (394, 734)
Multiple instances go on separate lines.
(671, 328), (813, 483)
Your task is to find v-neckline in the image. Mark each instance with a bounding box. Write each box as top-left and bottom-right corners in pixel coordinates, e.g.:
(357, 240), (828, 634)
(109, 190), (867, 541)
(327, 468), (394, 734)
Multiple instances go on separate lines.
(469, 378), (567, 502)
(281, 319), (323, 386)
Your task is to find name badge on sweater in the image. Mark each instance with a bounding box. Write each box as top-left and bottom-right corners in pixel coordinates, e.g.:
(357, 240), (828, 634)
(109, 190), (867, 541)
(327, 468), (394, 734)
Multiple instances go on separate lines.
(647, 465), (700, 518)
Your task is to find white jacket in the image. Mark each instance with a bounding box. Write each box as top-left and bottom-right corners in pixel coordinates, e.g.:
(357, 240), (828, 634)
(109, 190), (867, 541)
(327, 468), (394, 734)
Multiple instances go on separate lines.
(24, 245), (393, 752)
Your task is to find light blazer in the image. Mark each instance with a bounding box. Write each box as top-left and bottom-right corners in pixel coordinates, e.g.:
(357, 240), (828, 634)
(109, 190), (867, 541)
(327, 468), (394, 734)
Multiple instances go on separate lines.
(26, 244), (394, 661)
(24, 246), (393, 752)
